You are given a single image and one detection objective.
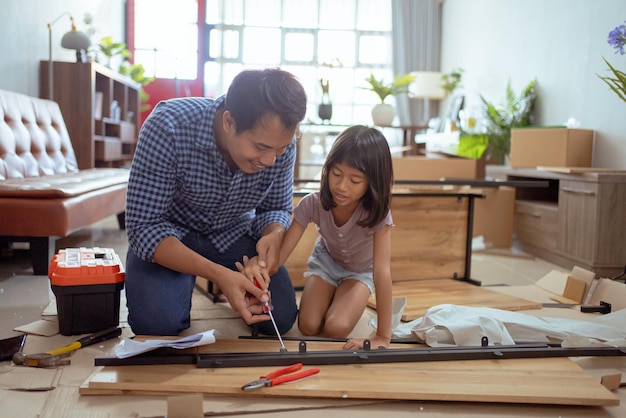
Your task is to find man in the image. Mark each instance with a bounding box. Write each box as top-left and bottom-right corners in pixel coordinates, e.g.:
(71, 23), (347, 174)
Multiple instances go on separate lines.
(124, 68), (307, 336)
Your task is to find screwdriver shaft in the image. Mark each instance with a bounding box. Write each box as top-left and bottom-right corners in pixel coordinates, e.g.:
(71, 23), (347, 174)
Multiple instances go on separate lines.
(267, 308), (287, 352)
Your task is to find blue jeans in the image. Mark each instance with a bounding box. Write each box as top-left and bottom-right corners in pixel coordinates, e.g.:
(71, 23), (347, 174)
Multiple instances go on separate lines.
(125, 231), (297, 336)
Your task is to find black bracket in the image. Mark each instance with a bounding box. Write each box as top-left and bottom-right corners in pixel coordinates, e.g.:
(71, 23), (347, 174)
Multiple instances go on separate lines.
(580, 301), (612, 314)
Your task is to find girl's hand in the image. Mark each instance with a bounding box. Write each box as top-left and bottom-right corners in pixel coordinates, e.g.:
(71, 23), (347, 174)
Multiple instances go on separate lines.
(343, 334), (390, 350)
(256, 226), (284, 274)
(234, 255), (271, 291)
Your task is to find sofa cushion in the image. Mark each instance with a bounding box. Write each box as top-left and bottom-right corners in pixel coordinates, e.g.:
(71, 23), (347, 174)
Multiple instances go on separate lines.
(0, 168), (129, 198)
(0, 89), (78, 180)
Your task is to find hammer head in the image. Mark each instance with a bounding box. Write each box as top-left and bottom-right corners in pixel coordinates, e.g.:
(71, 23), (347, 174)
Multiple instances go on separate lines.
(12, 351), (71, 367)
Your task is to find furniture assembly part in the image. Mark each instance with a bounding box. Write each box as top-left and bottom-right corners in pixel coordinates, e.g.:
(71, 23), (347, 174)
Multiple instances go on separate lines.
(366, 278), (541, 322)
(94, 341), (626, 368)
(288, 189), (484, 289)
(83, 338), (620, 406)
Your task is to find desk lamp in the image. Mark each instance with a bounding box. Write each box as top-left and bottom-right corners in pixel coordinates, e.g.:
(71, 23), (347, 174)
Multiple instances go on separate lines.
(47, 13), (92, 100)
(408, 71), (446, 125)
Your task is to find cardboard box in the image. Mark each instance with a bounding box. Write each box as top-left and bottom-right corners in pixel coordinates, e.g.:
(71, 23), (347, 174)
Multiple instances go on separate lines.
(471, 186), (516, 248)
(393, 154), (483, 181)
(49, 247), (125, 335)
(510, 127), (594, 168)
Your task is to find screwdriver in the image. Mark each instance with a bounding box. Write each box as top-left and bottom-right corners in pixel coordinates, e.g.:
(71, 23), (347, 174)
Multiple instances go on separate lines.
(254, 278), (287, 353)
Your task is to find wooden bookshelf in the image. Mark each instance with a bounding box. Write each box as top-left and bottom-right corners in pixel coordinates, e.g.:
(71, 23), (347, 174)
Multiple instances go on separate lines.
(40, 61), (141, 169)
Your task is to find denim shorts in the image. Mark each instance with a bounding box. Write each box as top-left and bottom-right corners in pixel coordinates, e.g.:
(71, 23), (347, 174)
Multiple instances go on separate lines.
(304, 240), (374, 294)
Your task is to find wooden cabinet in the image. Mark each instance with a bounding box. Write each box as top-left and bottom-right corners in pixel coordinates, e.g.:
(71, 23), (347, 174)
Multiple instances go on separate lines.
(557, 180), (598, 264)
(489, 167), (626, 277)
(40, 61), (141, 169)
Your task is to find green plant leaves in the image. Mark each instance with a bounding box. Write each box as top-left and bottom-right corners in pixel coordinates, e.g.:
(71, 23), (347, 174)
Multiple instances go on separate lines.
(98, 36), (131, 60)
(360, 73), (416, 103)
(599, 58), (626, 103)
(456, 133), (488, 159)
(441, 68), (464, 94)
(480, 79), (538, 164)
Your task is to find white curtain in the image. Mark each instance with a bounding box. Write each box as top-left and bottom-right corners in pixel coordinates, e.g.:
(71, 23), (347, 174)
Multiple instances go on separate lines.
(392, 0), (442, 126)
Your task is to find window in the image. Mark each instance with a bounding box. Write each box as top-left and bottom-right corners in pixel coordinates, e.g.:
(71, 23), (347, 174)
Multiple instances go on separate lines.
(133, 0), (199, 80)
(133, 0), (393, 125)
(205, 0), (393, 125)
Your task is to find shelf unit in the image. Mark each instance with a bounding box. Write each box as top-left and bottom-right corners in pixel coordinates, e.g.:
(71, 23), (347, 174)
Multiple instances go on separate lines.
(296, 124), (417, 180)
(488, 166), (626, 277)
(40, 61), (141, 169)
(296, 124), (347, 179)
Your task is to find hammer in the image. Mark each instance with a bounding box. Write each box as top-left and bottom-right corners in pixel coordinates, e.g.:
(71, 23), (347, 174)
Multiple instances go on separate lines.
(12, 326), (122, 368)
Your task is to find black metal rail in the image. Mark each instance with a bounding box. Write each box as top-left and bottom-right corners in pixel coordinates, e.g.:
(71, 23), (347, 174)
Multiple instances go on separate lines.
(95, 343), (626, 368)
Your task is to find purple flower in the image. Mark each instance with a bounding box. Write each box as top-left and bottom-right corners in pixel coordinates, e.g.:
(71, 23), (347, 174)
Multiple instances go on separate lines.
(608, 21), (626, 55)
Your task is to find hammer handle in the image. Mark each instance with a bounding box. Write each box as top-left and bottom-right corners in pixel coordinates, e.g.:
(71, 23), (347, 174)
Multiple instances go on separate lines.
(48, 327), (122, 356)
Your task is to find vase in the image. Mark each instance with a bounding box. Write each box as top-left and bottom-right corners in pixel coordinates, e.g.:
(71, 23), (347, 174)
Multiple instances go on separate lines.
(371, 103), (395, 126)
(318, 103), (333, 124)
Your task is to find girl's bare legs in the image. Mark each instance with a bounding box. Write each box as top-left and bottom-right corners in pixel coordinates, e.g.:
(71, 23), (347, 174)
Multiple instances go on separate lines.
(298, 275), (336, 336)
(323, 279), (371, 339)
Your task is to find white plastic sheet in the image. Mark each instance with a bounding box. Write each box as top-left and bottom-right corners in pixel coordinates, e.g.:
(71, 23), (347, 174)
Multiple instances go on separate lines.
(392, 304), (626, 347)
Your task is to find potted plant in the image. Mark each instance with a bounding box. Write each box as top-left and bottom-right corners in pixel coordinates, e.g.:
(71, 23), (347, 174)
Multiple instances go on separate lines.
(440, 68), (464, 95)
(96, 36), (131, 68)
(318, 78), (332, 123)
(361, 73), (415, 125)
(119, 62), (155, 112)
(480, 79), (538, 164)
(94, 36), (154, 112)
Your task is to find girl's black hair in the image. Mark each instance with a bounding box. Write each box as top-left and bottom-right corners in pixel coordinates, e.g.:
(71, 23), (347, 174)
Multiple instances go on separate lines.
(224, 68), (307, 133)
(319, 125), (393, 228)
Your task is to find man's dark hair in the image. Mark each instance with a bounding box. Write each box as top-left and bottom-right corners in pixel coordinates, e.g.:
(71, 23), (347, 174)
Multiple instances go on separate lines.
(319, 125), (394, 228)
(224, 68), (307, 133)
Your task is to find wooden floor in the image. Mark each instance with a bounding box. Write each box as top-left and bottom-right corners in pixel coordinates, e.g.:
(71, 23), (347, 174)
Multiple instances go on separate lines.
(367, 278), (542, 321)
(3, 216), (626, 417)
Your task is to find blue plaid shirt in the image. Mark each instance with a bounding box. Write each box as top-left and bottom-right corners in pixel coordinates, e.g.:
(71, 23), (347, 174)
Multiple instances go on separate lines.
(126, 96), (295, 262)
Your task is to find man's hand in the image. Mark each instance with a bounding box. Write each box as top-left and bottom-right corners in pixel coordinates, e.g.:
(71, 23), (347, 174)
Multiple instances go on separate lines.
(216, 268), (270, 325)
(256, 224), (285, 274)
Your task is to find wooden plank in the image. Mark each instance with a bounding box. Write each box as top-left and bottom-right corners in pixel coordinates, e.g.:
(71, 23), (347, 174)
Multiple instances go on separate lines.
(368, 279), (542, 322)
(389, 195), (468, 281)
(537, 166), (626, 174)
(287, 193), (470, 288)
(81, 342), (618, 406)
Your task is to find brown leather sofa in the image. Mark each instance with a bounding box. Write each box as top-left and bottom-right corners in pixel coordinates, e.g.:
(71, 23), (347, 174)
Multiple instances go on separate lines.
(0, 89), (129, 274)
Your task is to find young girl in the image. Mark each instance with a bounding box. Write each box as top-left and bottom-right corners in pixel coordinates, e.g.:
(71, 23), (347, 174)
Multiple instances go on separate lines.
(242, 125), (394, 349)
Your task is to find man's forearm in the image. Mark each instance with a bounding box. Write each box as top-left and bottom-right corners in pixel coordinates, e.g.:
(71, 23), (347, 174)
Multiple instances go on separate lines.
(260, 222), (286, 238)
(153, 236), (225, 286)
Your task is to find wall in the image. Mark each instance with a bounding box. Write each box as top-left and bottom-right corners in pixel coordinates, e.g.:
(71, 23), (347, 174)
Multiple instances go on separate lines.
(0, 0), (125, 97)
(441, 0), (626, 169)
(1, 0), (624, 169)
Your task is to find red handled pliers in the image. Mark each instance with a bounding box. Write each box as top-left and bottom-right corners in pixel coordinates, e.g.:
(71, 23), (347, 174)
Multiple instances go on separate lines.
(241, 363), (320, 391)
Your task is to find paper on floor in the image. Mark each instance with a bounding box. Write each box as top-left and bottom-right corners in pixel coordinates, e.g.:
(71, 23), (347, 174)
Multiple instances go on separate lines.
(113, 329), (216, 358)
(392, 304), (626, 347)
(13, 318), (59, 336)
